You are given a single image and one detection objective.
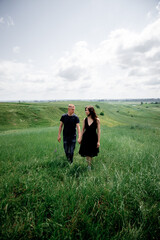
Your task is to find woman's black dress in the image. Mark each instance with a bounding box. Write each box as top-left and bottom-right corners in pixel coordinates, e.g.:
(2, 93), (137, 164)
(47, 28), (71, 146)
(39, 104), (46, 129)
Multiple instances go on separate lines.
(79, 117), (99, 157)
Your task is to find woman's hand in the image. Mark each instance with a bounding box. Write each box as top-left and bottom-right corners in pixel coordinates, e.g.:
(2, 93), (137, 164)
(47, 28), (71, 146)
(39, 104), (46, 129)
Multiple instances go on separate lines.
(97, 142), (100, 148)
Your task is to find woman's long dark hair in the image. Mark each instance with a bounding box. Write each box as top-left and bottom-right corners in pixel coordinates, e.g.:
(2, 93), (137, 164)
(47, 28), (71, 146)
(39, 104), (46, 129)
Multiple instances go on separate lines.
(85, 106), (98, 120)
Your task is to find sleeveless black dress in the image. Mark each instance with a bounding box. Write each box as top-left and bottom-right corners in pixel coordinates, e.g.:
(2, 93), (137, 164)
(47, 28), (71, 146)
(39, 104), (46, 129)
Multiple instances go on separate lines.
(79, 118), (99, 157)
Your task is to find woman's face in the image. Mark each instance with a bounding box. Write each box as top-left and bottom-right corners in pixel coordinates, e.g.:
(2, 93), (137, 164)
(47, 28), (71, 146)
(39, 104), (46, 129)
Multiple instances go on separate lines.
(85, 107), (90, 116)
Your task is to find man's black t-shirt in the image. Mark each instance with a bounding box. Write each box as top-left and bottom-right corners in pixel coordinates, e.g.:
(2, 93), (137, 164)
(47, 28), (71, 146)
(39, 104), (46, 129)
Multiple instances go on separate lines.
(60, 114), (80, 141)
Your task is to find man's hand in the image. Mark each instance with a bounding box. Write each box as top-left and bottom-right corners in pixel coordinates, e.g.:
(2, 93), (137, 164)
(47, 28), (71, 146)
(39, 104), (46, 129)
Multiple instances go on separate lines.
(76, 123), (81, 144)
(58, 121), (63, 143)
(58, 136), (61, 143)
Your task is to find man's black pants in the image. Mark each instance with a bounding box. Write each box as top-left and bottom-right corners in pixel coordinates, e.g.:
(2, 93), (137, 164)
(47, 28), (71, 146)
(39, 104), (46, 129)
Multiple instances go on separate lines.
(63, 139), (76, 163)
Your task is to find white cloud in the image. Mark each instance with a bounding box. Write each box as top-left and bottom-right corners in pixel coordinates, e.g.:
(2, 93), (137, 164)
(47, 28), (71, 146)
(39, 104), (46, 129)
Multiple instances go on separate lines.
(146, 78), (160, 86)
(1, 8), (160, 100)
(147, 12), (152, 19)
(13, 46), (21, 54)
(0, 17), (5, 24)
(156, 2), (160, 14)
(0, 16), (15, 27)
(112, 19), (160, 84)
(0, 60), (56, 100)
(6, 16), (14, 26)
(52, 12), (160, 99)
(52, 16), (160, 95)
(58, 65), (87, 81)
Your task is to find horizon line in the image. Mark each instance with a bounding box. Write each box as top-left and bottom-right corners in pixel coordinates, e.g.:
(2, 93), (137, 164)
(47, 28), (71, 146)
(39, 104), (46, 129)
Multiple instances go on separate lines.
(0, 97), (160, 103)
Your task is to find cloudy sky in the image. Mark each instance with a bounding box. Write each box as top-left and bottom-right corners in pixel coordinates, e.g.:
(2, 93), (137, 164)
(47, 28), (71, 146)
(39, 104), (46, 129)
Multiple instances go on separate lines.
(0, 0), (160, 101)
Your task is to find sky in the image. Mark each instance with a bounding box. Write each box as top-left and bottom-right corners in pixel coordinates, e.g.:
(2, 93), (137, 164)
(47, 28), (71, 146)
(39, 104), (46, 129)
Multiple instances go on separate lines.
(0, 0), (160, 101)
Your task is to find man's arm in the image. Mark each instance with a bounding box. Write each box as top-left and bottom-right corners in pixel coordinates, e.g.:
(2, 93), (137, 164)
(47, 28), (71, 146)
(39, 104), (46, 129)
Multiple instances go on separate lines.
(58, 121), (63, 143)
(76, 123), (81, 144)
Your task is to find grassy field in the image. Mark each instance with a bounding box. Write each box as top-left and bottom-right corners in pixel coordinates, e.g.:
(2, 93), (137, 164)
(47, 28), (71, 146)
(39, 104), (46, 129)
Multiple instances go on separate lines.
(0, 101), (160, 239)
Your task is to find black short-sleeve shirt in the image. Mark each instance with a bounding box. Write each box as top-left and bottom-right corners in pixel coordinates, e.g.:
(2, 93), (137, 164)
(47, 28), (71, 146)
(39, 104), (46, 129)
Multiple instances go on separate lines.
(60, 113), (80, 141)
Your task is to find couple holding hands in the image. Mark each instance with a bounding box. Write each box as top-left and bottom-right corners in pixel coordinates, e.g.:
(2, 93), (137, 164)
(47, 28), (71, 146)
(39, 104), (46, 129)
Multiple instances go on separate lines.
(58, 104), (100, 170)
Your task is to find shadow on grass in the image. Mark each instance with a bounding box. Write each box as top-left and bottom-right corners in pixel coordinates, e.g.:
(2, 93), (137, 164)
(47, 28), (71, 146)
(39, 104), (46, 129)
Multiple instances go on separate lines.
(21, 154), (89, 181)
(48, 156), (69, 169)
(67, 163), (88, 178)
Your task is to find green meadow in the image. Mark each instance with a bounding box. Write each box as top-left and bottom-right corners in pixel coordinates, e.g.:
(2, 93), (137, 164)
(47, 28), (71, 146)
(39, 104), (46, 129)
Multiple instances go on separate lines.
(0, 101), (160, 240)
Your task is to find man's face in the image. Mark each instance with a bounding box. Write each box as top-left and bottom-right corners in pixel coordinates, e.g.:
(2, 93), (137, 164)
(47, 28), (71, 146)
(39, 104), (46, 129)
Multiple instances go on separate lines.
(68, 106), (75, 114)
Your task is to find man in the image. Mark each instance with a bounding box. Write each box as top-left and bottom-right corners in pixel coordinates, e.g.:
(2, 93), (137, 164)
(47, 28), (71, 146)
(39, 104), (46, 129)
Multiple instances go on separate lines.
(58, 104), (81, 164)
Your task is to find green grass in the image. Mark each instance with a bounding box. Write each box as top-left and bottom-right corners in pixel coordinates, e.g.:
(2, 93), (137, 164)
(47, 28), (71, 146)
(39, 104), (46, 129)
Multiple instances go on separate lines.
(1, 101), (160, 131)
(0, 101), (160, 239)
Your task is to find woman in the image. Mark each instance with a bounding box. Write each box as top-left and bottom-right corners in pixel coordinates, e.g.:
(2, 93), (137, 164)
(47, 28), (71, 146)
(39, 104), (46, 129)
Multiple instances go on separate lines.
(79, 106), (100, 170)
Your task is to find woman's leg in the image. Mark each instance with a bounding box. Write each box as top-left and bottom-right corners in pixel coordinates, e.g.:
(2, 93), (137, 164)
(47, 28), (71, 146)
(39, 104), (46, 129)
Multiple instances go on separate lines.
(86, 156), (92, 169)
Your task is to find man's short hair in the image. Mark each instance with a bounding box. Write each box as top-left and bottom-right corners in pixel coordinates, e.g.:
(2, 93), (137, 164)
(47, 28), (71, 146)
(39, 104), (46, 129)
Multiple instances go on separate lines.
(68, 104), (75, 108)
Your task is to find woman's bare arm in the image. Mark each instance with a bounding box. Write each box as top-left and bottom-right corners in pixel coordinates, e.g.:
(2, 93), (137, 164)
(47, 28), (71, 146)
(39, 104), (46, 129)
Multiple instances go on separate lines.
(97, 118), (100, 148)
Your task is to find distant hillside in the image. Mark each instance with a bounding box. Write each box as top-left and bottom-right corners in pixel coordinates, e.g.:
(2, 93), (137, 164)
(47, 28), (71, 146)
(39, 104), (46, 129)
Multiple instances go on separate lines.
(0, 101), (160, 131)
(0, 102), (64, 131)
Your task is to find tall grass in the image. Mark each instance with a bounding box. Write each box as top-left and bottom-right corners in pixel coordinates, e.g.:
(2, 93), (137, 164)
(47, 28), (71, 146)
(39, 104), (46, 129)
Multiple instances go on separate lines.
(0, 123), (160, 239)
